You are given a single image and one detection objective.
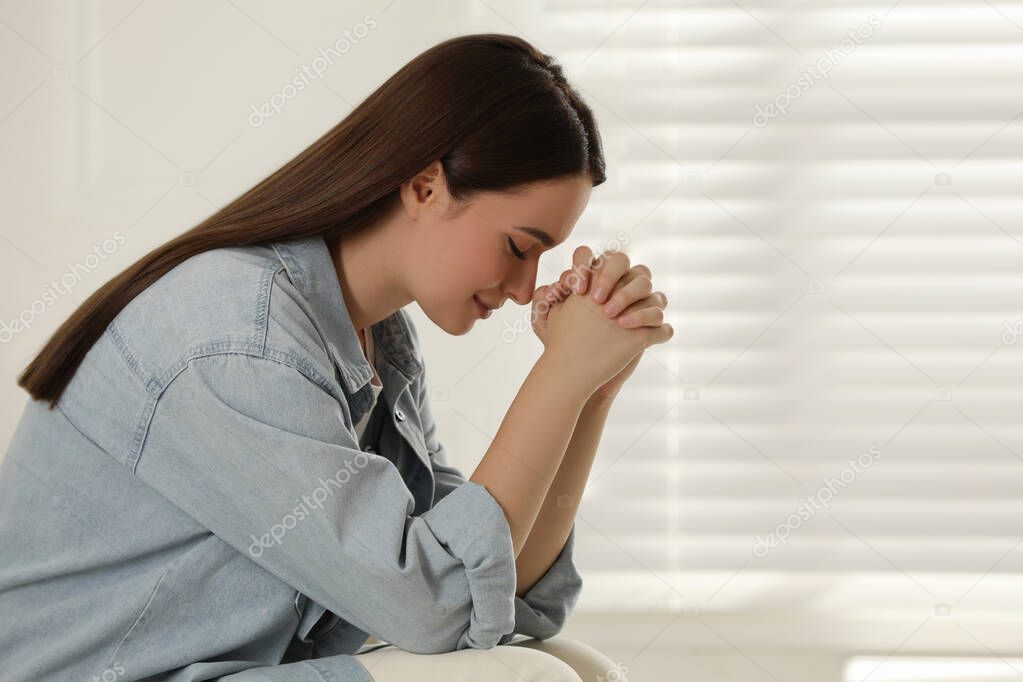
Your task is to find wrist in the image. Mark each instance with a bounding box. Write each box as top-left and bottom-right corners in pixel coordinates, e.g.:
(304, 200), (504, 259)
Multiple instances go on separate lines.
(535, 350), (598, 405)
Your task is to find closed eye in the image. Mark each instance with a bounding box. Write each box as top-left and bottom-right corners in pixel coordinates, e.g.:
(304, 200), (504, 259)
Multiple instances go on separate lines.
(507, 237), (528, 261)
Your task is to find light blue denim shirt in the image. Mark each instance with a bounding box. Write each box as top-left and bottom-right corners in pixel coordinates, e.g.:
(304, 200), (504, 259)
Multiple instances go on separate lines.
(0, 235), (582, 681)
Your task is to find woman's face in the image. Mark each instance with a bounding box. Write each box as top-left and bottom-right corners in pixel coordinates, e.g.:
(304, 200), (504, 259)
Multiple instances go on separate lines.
(405, 168), (592, 335)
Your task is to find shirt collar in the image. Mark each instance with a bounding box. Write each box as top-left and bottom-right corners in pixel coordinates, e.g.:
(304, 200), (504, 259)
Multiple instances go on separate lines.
(270, 235), (423, 394)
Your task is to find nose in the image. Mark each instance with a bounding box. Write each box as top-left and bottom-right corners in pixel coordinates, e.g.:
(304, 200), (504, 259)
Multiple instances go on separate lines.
(503, 258), (540, 306)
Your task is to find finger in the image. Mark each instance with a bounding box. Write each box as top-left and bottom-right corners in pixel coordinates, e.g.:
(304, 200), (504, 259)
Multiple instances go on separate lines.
(568, 245), (595, 295)
(601, 266), (643, 298)
(617, 288), (667, 312)
(537, 280), (568, 304)
(620, 289), (668, 314)
(532, 286), (561, 326)
(616, 291), (669, 327)
(531, 284), (561, 336)
(532, 283), (555, 306)
(602, 274), (654, 317)
(641, 322), (674, 347)
(590, 251), (631, 304)
(616, 303), (665, 329)
(556, 268), (577, 298)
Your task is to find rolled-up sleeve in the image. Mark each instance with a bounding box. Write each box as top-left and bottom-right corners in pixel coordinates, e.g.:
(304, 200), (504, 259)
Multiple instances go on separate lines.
(133, 351), (521, 654)
(497, 523), (583, 644)
(415, 360), (584, 644)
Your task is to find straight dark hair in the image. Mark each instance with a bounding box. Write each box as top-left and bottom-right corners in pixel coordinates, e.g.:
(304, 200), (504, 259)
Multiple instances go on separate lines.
(19, 33), (606, 408)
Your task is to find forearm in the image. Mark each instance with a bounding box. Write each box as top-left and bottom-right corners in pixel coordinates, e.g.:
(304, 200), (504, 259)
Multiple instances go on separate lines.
(514, 392), (613, 597)
(469, 351), (592, 555)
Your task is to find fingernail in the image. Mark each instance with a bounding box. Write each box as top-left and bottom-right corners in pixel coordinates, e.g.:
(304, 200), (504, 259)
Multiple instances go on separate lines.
(603, 301), (619, 316)
(592, 287), (606, 302)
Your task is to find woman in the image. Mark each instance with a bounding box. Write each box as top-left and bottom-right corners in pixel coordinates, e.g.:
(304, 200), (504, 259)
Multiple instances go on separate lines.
(0, 34), (671, 681)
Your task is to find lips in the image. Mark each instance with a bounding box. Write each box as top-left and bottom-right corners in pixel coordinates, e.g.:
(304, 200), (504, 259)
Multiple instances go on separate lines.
(473, 295), (495, 319)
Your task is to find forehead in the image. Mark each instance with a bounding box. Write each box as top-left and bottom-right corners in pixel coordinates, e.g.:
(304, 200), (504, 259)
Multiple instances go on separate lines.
(472, 175), (591, 244)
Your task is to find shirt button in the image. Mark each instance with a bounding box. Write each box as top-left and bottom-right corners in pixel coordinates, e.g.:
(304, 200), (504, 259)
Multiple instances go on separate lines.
(395, 408), (405, 422)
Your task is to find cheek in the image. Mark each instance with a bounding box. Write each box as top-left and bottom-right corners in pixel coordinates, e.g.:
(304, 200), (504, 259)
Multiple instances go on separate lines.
(441, 236), (506, 292)
(469, 252), (507, 291)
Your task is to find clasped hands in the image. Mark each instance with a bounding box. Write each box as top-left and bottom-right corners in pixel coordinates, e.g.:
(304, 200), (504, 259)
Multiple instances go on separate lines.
(530, 245), (672, 401)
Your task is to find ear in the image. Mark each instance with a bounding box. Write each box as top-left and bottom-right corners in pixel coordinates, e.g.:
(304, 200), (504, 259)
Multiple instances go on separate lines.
(401, 160), (447, 219)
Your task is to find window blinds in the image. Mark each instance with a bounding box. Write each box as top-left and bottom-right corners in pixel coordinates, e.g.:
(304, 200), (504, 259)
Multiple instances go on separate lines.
(428, 0), (1023, 651)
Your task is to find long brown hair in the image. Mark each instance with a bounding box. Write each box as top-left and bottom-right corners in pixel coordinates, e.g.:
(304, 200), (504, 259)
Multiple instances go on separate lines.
(19, 33), (606, 408)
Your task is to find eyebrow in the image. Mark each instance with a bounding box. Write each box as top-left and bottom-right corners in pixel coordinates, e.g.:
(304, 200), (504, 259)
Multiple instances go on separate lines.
(513, 226), (555, 248)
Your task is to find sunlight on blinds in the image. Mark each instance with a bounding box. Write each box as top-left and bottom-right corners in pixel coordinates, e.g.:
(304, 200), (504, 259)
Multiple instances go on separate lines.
(478, 1), (1023, 636)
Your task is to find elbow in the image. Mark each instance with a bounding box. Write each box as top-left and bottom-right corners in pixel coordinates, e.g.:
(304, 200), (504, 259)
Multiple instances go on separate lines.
(526, 612), (566, 641)
(389, 588), (514, 654)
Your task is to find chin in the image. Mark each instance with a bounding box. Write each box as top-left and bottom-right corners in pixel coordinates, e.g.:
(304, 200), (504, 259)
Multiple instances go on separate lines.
(442, 315), (475, 336)
(419, 300), (476, 336)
